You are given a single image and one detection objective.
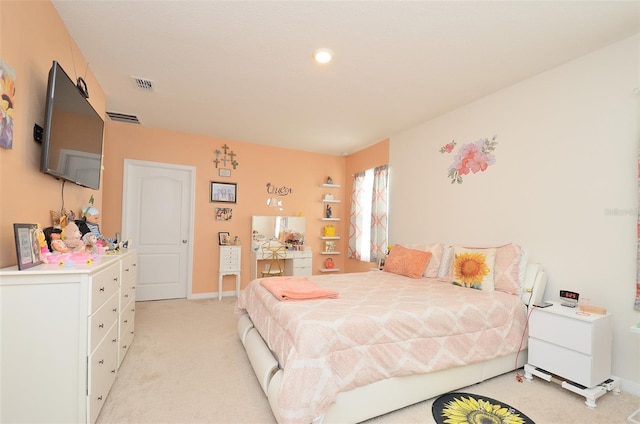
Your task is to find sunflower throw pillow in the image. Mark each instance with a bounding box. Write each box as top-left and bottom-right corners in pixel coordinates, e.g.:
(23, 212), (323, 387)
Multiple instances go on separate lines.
(451, 246), (496, 291)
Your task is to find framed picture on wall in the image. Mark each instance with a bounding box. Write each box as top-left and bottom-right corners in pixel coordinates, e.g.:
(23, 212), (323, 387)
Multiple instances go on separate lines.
(215, 208), (232, 221)
(13, 223), (43, 270)
(210, 181), (237, 204)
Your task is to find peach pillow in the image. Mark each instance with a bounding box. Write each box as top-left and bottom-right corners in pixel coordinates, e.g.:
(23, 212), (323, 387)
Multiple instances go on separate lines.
(404, 243), (444, 278)
(383, 245), (432, 279)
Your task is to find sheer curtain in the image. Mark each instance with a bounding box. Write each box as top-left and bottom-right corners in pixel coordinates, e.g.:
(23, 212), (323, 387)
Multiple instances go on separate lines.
(370, 164), (389, 263)
(348, 165), (389, 262)
(633, 149), (640, 311)
(348, 171), (367, 260)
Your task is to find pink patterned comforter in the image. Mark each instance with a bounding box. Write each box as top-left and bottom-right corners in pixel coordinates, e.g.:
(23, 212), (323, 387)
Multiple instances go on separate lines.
(235, 271), (528, 424)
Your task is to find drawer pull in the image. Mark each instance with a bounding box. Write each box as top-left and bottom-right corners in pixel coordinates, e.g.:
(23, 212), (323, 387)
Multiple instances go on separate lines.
(125, 268), (130, 272)
(111, 369), (116, 373)
(124, 319), (128, 324)
(112, 338), (117, 343)
(99, 287), (105, 292)
(99, 359), (104, 364)
(124, 294), (129, 298)
(99, 323), (104, 329)
(122, 345), (128, 349)
(113, 277), (119, 282)
(113, 308), (117, 312)
(98, 395), (103, 401)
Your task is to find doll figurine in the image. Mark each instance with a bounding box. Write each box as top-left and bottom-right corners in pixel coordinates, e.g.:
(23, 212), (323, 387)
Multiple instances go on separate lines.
(49, 228), (70, 253)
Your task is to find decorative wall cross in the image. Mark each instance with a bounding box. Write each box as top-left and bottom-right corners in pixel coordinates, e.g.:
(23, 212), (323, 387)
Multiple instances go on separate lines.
(213, 145), (239, 169)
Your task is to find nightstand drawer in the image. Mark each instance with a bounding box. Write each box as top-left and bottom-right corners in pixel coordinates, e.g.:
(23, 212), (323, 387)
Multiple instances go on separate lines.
(529, 308), (593, 354)
(529, 337), (607, 387)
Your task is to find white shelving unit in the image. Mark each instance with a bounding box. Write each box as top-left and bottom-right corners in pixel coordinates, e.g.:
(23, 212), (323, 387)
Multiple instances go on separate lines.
(320, 182), (341, 273)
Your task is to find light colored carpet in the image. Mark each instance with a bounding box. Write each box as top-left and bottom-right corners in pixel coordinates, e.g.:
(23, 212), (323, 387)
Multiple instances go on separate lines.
(97, 298), (640, 424)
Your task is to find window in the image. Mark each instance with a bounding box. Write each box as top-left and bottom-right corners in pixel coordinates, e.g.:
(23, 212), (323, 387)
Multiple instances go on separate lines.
(348, 164), (389, 262)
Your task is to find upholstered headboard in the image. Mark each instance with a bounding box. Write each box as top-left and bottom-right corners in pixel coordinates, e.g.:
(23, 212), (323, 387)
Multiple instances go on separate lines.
(520, 263), (547, 306)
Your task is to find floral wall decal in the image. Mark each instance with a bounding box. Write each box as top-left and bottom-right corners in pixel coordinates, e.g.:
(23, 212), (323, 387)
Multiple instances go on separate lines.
(439, 140), (456, 153)
(446, 135), (498, 184)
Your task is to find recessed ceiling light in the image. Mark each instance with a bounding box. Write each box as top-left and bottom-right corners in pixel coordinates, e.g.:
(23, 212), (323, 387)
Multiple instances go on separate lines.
(313, 48), (333, 64)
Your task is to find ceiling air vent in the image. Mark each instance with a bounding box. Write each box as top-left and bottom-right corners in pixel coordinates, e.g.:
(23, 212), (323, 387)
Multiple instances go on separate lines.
(106, 112), (141, 125)
(130, 76), (154, 92)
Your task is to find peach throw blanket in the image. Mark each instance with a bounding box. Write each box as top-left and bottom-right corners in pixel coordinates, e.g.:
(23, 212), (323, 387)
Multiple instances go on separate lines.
(260, 277), (338, 301)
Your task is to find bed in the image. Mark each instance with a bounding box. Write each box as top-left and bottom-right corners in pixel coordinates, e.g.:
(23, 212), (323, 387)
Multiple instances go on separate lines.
(235, 243), (547, 424)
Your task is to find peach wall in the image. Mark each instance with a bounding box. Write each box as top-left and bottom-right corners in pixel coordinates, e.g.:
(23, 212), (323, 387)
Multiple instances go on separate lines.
(103, 121), (347, 294)
(343, 139), (390, 273)
(0, 1), (105, 267)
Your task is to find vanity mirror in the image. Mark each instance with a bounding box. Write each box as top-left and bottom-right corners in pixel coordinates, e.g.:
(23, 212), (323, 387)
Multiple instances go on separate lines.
(251, 215), (306, 250)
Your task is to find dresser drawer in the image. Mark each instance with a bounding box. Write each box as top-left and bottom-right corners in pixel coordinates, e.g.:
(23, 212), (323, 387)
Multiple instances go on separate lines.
(89, 292), (119, 354)
(120, 280), (136, 305)
(120, 300), (135, 330)
(121, 255), (137, 284)
(293, 257), (312, 267)
(119, 317), (135, 365)
(529, 308), (593, 354)
(88, 323), (118, 424)
(90, 264), (120, 314)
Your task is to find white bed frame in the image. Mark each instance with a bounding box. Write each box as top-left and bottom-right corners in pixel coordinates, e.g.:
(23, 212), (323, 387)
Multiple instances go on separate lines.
(237, 263), (548, 424)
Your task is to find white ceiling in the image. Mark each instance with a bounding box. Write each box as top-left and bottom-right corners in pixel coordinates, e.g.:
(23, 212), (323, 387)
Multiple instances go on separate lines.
(52, 1), (639, 155)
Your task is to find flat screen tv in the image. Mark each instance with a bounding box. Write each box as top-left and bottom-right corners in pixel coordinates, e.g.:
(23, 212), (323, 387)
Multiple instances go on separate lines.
(40, 61), (104, 190)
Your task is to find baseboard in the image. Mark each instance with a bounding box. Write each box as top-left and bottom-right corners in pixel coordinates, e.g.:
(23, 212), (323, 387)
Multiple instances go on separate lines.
(189, 291), (240, 300)
(618, 375), (640, 397)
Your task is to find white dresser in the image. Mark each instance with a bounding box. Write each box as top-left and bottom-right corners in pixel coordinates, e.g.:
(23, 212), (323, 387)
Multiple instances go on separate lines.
(0, 249), (137, 424)
(524, 301), (618, 406)
(219, 245), (241, 300)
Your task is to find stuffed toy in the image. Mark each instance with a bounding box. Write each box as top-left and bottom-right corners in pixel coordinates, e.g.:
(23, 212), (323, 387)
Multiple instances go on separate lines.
(63, 222), (85, 252)
(81, 206), (104, 240)
(82, 232), (101, 254)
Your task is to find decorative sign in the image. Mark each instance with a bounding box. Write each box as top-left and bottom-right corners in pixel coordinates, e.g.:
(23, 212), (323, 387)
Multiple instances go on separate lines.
(266, 182), (293, 196)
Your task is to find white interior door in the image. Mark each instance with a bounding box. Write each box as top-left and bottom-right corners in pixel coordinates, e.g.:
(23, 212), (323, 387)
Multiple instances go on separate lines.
(122, 160), (194, 301)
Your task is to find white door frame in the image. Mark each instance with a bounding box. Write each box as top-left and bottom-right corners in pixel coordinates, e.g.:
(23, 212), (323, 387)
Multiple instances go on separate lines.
(121, 159), (196, 299)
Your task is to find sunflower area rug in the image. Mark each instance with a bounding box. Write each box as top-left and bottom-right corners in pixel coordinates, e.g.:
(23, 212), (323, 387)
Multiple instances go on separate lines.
(432, 392), (535, 424)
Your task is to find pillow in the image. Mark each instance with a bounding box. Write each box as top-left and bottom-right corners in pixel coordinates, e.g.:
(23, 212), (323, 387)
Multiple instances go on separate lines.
(438, 245), (453, 277)
(383, 245), (432, 279)
(404, 243), (444, 278)
(493, 243), (523, 295)
(451, 246), (496, 291)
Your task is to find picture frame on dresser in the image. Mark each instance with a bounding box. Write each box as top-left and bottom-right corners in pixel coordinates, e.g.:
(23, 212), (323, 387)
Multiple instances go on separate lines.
(218, 231), (230, 245)
(13, 223), (42, 270)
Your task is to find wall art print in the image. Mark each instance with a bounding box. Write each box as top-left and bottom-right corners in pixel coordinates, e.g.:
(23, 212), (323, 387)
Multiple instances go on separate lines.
(0, 60), (16, 150)
(441, 135), (498, 184)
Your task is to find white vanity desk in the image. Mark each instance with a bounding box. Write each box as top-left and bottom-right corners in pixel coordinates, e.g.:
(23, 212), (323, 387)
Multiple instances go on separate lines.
(250, 215), (311, 280)
(250, 248), (313, 280)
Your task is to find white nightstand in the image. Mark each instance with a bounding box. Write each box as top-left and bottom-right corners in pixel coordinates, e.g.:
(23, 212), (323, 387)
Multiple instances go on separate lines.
(219, 245), (241, 301)
(524, 301), (620, 407)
